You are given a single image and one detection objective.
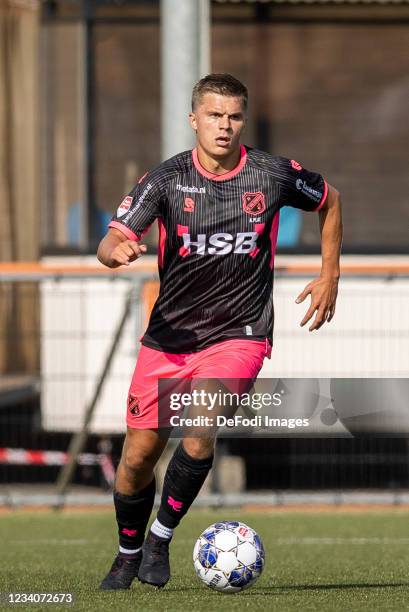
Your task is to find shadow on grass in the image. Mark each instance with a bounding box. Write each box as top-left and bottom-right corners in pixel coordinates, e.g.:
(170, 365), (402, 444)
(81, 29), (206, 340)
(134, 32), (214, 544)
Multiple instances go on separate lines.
(161, 581), (409, 595)
(234, 582), (409, 596)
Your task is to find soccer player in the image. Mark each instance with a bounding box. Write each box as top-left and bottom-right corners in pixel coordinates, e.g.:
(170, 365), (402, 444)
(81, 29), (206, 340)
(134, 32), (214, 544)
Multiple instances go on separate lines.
(97, 74), (342, 589)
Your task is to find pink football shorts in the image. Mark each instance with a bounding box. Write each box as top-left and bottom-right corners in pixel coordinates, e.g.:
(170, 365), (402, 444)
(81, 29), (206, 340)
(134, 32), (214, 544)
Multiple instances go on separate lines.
(126, 338), (272, 429)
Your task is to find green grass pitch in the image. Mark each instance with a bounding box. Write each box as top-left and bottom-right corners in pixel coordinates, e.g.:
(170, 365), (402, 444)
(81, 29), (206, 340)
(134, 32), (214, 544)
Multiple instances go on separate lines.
(1, 508), (409, 611)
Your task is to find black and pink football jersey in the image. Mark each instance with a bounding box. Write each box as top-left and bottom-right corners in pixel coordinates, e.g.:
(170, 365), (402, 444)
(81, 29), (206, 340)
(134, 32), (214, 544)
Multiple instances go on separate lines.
(109, 145), (327, 353)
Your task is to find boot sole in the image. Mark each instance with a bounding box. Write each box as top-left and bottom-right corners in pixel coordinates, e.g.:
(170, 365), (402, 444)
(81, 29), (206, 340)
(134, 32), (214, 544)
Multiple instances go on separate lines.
(138, 573), (169, 588)
(99, 582), (133, 590)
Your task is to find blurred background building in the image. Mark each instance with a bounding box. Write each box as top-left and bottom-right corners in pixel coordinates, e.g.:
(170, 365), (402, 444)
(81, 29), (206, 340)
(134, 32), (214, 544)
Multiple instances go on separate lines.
(1, 0), (409, 257)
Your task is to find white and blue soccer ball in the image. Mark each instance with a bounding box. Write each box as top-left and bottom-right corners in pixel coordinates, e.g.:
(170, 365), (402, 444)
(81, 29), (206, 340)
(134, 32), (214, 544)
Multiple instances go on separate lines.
(193, 521), (265, 593)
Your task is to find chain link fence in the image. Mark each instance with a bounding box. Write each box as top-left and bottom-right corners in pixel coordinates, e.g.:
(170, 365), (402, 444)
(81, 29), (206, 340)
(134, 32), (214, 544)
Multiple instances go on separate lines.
(1, 258), (408, 505)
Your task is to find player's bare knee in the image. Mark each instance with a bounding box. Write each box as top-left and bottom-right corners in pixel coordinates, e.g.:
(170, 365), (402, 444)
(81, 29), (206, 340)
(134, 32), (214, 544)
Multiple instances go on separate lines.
(121, 428), (167, 475)
(122, 446), (156, 476)
(183, 437), (215, 460)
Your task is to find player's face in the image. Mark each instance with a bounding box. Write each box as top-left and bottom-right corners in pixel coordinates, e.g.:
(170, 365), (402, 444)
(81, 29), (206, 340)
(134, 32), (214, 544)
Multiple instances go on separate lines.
(189, 93), (246, 159)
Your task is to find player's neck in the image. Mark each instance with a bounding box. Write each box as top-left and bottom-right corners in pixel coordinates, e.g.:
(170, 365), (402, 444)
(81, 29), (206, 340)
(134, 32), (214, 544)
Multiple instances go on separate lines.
(196, 145), (242, 176)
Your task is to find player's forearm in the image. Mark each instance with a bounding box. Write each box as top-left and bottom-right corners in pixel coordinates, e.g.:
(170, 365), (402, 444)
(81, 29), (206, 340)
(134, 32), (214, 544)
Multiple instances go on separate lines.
(97, 233), (123, 268)
(319, 185), (343, 279)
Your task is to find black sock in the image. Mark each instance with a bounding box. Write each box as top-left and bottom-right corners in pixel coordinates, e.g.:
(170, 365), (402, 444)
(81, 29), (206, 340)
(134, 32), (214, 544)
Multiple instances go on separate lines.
(156, 442), (213, 529)
(114, 478), (156, 552)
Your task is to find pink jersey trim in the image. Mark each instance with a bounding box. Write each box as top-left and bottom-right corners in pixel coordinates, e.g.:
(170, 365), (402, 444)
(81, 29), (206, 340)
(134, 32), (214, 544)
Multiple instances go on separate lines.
(108, 221), (139, 242)
(192, 145), (247, 182)
(313, 180), (329, 212)
(249, 223), (265, 258)
(158, 219), (166, 268)
(177, 224), (189, 257)
(269, 211), (280, 270)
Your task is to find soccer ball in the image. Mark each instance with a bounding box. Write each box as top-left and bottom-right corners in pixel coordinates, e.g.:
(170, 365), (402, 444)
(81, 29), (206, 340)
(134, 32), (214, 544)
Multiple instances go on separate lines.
(193, 521), (265, 592)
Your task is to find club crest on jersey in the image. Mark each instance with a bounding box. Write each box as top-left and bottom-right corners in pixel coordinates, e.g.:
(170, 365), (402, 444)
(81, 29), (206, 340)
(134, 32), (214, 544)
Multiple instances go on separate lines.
(117, 195), (133, 217)
(242, 191), (266, 216)
(127, 394), (140, 416)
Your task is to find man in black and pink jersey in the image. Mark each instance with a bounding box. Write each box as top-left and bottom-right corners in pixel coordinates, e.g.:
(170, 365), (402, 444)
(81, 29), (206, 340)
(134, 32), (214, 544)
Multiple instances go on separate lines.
(98, 74), (343, 590)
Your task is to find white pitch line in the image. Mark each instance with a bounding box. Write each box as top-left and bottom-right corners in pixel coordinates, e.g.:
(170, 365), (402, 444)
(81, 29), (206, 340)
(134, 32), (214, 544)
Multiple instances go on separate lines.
(10, 537), (409, 546)
(10, 539), (99, 545)
(275, 537), (409, 545)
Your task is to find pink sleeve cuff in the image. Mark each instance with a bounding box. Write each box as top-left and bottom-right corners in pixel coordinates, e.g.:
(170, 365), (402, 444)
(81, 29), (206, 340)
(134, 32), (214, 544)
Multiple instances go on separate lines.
(313, 180), (329, 212)
(108, 221), (140, 241)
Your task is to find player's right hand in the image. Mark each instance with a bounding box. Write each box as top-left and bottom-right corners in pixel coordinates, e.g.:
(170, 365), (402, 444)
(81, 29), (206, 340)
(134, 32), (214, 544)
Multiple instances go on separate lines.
(109, 241), (147, 267)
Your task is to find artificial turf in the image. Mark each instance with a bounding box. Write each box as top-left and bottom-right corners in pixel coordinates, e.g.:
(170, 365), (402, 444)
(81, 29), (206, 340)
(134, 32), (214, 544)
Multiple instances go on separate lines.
(1, 508), (409, 611)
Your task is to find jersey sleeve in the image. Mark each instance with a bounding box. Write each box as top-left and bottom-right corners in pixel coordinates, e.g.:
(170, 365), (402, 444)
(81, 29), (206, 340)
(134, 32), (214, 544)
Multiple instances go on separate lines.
(276, 157), (328, 212)
(108, 171), (163, 241)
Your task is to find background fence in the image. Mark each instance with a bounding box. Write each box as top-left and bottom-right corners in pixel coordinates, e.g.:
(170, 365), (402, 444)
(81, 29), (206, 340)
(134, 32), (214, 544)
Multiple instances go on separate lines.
(1, 257), (408, 506)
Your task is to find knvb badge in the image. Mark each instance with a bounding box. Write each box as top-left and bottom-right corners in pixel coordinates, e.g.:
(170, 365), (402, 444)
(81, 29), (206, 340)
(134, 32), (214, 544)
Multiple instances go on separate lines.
(117, 195), (133, 217)
(290, 159), (302, 171)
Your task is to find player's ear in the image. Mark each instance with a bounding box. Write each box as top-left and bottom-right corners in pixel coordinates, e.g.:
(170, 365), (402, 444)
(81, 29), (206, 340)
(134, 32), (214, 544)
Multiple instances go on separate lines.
(189, 112), (197, 132)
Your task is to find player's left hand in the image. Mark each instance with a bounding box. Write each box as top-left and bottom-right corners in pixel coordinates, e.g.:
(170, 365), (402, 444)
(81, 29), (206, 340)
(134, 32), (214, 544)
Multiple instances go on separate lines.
(295, 276), (339, 331)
